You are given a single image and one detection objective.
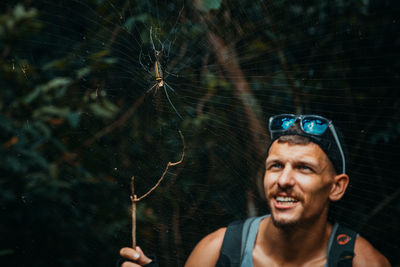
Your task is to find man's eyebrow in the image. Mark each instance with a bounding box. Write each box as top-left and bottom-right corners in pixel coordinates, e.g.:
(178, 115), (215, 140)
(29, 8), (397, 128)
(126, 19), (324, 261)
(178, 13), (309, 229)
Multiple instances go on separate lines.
(266, 157), (320, 168)
(297, 157), (318, 164)
(265, 158), (283, 167)
(296, 157), (319, 165)
(294, 159), (324, 172)
(266, 157), (280, 163)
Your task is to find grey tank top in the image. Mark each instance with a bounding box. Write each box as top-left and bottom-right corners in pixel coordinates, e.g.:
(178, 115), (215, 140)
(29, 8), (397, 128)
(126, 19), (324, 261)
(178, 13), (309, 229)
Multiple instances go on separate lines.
(239, 215), (340, 267)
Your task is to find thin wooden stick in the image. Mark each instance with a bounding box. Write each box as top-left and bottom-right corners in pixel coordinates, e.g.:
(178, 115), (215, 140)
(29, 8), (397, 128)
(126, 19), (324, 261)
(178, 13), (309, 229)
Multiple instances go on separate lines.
(130, 176), (137, 249)
(129, 130), (185, 249)
(135, 130), (185, 202)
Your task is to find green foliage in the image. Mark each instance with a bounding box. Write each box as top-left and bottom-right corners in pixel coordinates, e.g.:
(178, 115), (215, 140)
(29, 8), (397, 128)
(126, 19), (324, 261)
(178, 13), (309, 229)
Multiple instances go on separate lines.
(0, 4), (41, 40)
(194, 0), (223, 12)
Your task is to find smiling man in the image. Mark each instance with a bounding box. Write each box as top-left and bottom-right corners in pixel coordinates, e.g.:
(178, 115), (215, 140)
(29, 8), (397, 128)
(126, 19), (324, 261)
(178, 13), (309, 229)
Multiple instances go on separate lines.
(119, 114), (390, 267)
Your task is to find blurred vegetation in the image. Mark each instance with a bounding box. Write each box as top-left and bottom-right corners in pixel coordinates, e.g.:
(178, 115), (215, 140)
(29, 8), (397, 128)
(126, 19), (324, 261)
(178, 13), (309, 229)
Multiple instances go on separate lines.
(0, 0), (399, 266)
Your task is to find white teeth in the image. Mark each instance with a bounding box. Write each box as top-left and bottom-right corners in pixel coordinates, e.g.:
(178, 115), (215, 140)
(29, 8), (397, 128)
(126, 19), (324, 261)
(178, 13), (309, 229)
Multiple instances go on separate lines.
(276, 196), (298, 202)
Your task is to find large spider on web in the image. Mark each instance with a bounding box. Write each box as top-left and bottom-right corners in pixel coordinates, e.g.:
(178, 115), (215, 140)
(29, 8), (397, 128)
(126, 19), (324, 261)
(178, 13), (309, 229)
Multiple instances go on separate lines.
(139, 27), (183, 120)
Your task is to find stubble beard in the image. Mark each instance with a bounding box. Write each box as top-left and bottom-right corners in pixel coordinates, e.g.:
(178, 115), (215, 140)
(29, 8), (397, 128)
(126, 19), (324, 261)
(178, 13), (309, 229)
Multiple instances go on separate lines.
(270, 211), (301, 230)
(268, 191), (303, 230)
(268, 196), (304, 230)
(270, 205), (326, 232)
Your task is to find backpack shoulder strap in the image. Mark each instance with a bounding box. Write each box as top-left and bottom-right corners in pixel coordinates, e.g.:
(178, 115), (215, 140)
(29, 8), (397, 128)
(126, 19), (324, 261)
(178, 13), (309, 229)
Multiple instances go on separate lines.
(216, 217), (258, 267)
(215, 219), (244, 267)
(327, 223), (358, 267)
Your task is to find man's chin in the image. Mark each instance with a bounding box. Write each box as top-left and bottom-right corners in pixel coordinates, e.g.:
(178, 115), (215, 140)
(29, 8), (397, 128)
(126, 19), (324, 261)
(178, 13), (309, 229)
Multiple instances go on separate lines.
(271, 213), (300, 229)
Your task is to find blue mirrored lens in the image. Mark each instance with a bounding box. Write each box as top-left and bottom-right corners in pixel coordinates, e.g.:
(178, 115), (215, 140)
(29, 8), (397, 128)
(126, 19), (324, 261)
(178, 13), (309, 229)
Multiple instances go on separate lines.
(302, 118), (328, 135)
(271, 116), (295, 130)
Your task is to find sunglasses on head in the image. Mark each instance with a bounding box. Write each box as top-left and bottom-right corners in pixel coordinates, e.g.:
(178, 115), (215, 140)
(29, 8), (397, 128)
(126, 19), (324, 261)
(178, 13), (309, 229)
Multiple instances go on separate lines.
(268, 114), (346, 173)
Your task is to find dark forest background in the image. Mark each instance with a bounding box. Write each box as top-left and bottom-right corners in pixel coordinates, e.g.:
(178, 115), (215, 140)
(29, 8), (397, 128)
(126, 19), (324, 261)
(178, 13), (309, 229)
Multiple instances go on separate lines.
(1, 0), (399, 266)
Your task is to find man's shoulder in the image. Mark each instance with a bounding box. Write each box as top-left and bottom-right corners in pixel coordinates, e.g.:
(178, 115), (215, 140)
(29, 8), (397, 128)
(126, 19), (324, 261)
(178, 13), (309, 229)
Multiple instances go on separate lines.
(184, 227), (226, 267)
(197, 227), (227, 246)
(353, 235), (391, 267)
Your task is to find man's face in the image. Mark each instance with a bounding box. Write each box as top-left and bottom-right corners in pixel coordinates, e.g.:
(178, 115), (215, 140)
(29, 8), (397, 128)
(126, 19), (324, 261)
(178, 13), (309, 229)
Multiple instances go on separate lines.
(264, 141), (335, 228)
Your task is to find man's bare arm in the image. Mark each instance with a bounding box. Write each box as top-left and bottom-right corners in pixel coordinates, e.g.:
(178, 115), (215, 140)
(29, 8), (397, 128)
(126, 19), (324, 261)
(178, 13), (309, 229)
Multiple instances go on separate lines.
(353, 236), (391, 267)
(184, 228), (226, 267)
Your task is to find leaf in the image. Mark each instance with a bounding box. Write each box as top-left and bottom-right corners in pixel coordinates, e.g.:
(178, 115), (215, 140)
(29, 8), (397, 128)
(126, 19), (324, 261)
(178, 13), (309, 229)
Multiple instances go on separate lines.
(42, 58), (68, 70)
(102, 57), (118, 64)
(23, 87), (41, 104)
(24, 77), (72, 104)
(102, 99), (119, 114)
(13, 4), (37, 20)
(124, 14), (151, 32)
(194, 0), (222, 13)
(88, 49), (110, 60)
(46, 77), (72, 92)
(33, 106), (71, 119)
(67, 112), (81, 128)
(76, 67), (91, 79)
(88, 101), (118, 119)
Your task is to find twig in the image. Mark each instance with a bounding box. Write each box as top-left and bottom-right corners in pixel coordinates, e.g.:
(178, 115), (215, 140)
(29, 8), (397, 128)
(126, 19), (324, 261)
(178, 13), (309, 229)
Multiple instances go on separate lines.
(129, 130), (186, 248)
(197, 52), (214, 117)
(134, 130), (185, 202)
(130, 176), (137, 248)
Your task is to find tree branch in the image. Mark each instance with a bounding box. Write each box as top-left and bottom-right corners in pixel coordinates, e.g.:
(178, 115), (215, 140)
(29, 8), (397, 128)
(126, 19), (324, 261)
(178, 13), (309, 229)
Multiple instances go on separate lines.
(129, 131), (185, 248)
(134, 130), (185, 202)
(204, 22), (267, 150)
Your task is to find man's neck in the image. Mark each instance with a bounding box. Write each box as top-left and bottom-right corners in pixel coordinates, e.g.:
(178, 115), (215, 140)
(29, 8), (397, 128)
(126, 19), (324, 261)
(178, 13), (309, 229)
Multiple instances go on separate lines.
(257, 216), (332, 265)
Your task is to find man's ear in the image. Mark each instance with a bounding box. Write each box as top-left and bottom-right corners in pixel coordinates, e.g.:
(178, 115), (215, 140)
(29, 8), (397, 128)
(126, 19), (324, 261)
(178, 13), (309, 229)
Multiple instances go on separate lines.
(329, 174), (349, 202)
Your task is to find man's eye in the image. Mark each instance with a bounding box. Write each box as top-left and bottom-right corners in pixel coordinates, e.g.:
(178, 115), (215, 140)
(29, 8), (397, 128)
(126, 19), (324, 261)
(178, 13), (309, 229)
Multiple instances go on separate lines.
(270, 163), (282, 169)
(299, 165), (312, 171)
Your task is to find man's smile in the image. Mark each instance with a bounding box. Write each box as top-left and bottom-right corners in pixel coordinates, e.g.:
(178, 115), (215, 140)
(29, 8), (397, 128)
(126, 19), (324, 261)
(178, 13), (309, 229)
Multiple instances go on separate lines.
(273, 195), (299, 209)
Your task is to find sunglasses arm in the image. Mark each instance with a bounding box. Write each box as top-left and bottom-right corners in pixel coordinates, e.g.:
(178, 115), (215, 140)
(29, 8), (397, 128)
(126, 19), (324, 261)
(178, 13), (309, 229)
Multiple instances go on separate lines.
(328, 124), (346, 174)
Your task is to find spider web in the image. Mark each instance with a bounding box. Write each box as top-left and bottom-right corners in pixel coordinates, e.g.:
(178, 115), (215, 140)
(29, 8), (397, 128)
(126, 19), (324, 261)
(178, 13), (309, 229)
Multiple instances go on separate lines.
(1, 0), (399, 266)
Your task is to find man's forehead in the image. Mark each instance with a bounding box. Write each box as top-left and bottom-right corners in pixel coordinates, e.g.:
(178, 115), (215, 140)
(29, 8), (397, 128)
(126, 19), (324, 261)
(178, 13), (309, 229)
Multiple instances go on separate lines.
(266, 140), (329, 163)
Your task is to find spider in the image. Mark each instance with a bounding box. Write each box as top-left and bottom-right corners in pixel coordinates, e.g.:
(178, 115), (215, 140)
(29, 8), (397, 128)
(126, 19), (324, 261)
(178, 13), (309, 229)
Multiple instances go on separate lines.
(139, 27), (183, 120)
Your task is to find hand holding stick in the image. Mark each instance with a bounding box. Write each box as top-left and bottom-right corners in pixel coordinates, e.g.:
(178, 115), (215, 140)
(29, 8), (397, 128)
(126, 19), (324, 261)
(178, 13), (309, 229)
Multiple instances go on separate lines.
(130, 130), (186, 249)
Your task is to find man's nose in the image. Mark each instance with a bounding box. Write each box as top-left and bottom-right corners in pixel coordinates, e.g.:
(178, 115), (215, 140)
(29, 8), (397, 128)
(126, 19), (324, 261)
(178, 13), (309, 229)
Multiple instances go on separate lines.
(277, 165), (295, 189)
